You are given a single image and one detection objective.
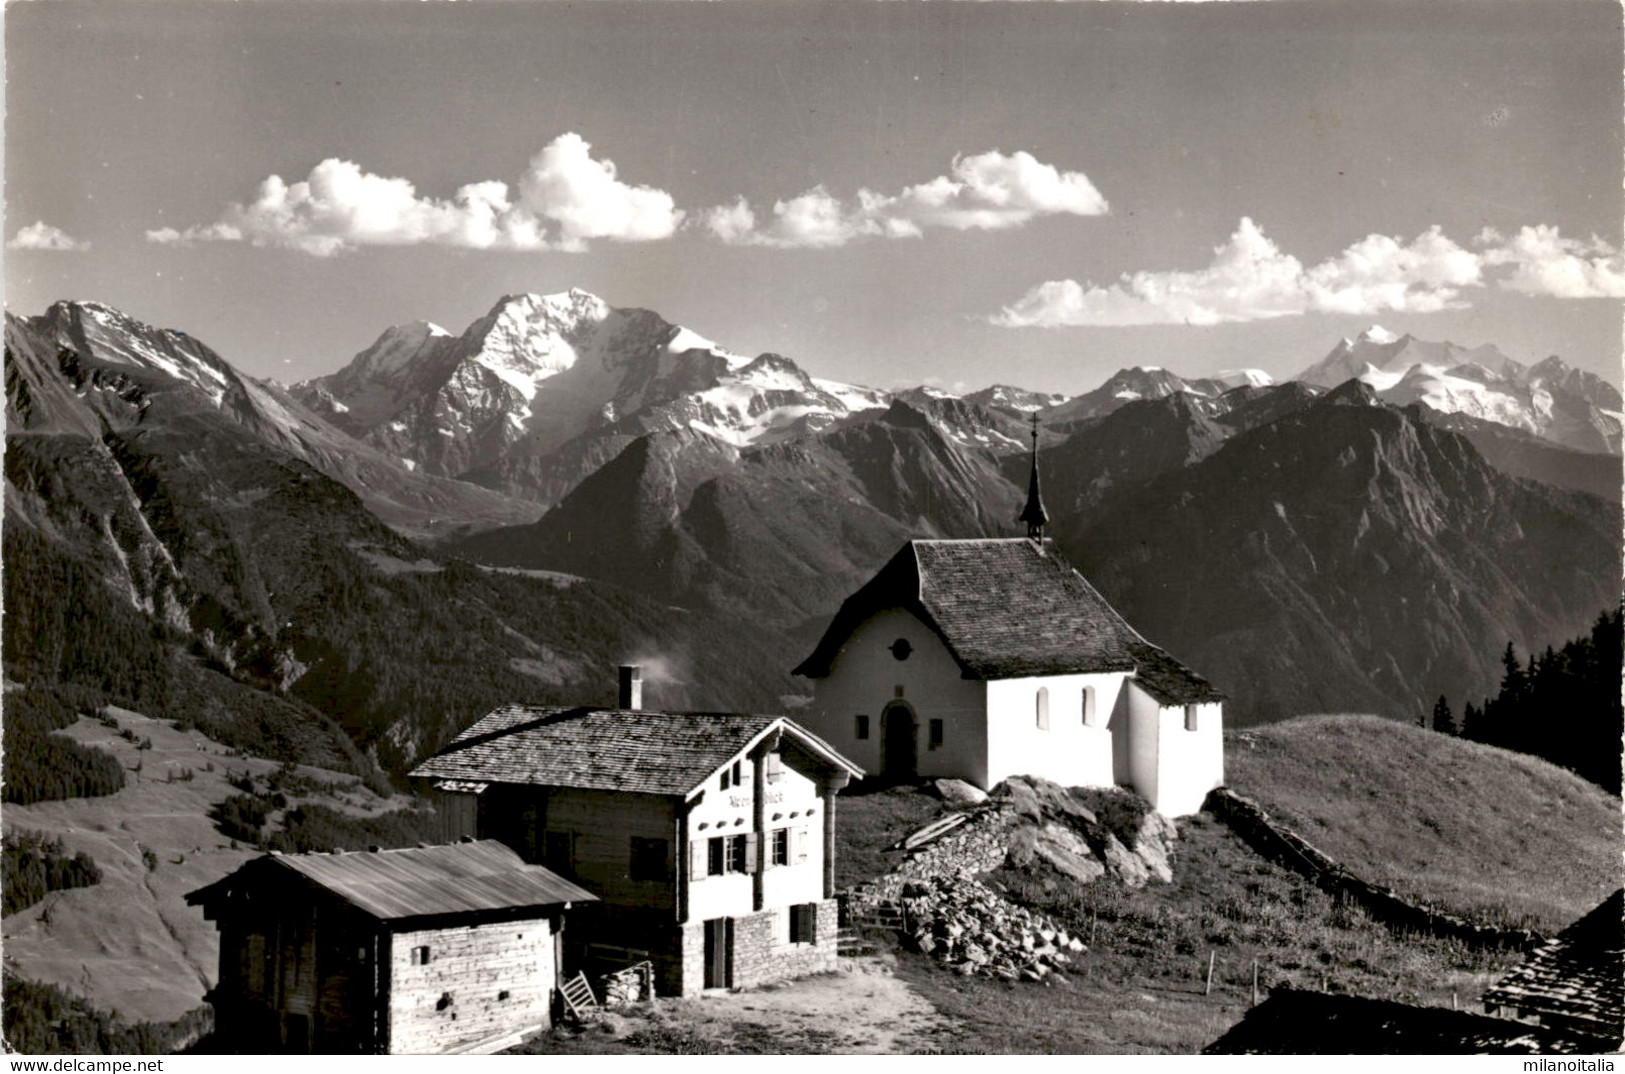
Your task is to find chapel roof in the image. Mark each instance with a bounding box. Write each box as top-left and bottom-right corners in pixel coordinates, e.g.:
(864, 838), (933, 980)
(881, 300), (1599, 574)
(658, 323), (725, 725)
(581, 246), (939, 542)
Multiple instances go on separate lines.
(409, 706), (861, 797)
(794, 538), (1222, 701)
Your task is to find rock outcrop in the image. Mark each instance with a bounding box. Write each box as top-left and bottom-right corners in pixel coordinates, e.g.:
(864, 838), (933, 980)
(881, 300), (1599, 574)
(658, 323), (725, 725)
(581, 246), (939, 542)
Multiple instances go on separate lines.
(845, 776), (1178, 981)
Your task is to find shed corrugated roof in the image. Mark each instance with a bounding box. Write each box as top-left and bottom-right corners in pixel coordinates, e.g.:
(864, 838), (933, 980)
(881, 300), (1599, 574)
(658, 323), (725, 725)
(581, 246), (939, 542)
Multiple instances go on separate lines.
(186, 840), (596, 922)
(410, 707), (860, 796)
(794, 538), (1223, 701)
(1483, 890), (1624, 1037)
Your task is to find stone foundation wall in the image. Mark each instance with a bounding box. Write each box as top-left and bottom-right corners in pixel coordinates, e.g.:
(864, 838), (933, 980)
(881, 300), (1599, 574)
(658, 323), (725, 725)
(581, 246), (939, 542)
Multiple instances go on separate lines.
(728, 902), (839, 990)
(1205, 787), (1543, 952)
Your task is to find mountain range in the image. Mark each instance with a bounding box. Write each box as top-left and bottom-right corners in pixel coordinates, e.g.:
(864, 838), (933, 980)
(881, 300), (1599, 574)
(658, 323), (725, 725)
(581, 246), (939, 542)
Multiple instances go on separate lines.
(1296, 325), (1622, 454)
(5, 291), (1620, 769)
(291, 289), (888, 506)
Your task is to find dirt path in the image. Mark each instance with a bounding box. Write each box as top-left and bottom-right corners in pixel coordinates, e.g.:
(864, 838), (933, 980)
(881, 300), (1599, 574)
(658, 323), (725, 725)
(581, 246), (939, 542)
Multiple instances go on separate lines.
(688, 953), (959, 1053)
(556, 954), (963, 1054)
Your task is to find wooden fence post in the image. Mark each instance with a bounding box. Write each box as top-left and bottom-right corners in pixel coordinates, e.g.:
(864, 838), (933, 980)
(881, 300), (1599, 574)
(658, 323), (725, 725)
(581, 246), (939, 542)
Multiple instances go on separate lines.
(1205, 951), (1216, 996)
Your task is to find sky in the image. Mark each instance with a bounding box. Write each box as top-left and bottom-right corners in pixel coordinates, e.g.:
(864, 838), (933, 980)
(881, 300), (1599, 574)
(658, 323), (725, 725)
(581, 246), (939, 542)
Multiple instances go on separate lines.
(6, 0), (1623, 395)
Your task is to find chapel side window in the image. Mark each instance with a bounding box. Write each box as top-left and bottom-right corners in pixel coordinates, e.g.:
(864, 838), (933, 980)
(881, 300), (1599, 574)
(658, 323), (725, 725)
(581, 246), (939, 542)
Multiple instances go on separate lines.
(1036, 687), (1050, 730)
(1083, 686), (1097, 727)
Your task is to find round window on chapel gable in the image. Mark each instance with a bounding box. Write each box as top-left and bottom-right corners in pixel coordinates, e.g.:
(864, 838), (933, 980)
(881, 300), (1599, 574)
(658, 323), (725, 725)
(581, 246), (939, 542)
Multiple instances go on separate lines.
(889, 638), (913, 661)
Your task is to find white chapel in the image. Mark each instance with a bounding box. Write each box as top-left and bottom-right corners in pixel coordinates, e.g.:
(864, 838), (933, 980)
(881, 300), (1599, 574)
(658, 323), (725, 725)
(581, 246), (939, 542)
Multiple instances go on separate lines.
(792, 419), (1225, 816)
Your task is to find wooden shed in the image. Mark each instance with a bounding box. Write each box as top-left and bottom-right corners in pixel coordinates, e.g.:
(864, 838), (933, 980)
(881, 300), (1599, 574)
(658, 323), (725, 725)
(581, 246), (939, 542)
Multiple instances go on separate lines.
(186, 840), (596, 1054)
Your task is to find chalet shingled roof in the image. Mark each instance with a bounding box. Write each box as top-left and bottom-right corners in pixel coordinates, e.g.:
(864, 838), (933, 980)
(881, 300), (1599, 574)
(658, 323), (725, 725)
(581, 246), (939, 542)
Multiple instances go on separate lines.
(794, 538), (1223, 700)
(185, 840), (596, 923)
(1483, 889), (1624, 1038)
(1205, 987), (1617, 1055)
(410, 706), (861, 796)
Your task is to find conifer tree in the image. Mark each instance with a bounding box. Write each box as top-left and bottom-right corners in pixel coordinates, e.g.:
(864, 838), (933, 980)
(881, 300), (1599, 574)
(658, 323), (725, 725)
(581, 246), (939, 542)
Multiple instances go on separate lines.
(1431, 694), (1456, 735)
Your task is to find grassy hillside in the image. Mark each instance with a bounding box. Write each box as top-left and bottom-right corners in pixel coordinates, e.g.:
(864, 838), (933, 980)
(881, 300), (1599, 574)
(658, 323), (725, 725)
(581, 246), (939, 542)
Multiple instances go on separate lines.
(1224, 714), (1621, 933)
(0, 706), (420, 1027)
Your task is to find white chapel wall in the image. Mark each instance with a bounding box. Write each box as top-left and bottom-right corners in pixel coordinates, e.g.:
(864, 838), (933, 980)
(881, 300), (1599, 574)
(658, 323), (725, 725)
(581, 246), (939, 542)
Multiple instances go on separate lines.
(983, 671), (1128, 790)
(1122, 683), (1164, 808)
(1152, 699), (1225, 817)
(802, 607), (986, 786)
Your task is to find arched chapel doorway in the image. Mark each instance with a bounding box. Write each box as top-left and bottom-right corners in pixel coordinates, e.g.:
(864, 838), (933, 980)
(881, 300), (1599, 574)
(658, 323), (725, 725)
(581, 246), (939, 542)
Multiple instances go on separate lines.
(881, 701), (918, 780)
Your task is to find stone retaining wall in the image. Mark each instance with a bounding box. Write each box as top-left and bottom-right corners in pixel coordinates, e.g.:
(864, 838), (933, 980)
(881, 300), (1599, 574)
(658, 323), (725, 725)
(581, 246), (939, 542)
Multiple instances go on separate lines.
(1204, 787), (1543, 952)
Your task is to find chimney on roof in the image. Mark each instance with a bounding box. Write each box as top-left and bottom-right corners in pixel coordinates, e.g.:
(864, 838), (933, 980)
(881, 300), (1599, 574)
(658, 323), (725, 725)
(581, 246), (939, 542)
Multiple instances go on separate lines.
(618, 664), (643, 710)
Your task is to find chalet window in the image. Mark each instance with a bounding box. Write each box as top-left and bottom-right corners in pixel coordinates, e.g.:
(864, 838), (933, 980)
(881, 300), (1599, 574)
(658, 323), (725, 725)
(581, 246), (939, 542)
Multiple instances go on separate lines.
(928, 719), (944, 750)
(630, 837), (669, 882)
(543, 830), (575, 874)
(707, 836), (726, 876)
(1083, 687), (1097, 727)
(721, 760), (745, 791)
(720, 767), (731, 790)
(771, 827), (790, 867)
(1185, 704), (1199, 731)
(1036, 687), (1050, 730)
(412, 945), (431, 965)
(705, 833), (758, 876)
(765, 752), (783, 784)
(855, 714), (870, 740)
(789, 902), (818, 944)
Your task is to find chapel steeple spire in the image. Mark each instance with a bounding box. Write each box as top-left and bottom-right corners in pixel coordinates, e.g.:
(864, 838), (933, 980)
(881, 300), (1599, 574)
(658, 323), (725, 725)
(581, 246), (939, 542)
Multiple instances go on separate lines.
(1017, 412), (1049, 540)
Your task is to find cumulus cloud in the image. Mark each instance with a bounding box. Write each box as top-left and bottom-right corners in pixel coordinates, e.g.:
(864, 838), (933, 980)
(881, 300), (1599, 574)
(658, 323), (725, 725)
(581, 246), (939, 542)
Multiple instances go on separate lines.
(704, 149), (1107, 248)
(8, 221), (91, 251)
(146, 133), (682, 256)
(993, 218), (1614, 328)
(1477, 225), (1625, 299)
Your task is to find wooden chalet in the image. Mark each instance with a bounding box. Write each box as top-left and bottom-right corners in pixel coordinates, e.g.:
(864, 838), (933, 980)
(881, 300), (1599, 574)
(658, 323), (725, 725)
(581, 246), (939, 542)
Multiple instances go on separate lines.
(186, 840), (595, 1054)
(410, 667), (864, 996)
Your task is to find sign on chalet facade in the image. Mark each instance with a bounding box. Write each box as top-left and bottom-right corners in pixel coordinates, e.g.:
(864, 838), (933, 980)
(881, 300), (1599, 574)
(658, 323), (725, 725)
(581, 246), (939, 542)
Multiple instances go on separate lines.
(186, 840), (595, 1054)
(409, 676), (864, 997)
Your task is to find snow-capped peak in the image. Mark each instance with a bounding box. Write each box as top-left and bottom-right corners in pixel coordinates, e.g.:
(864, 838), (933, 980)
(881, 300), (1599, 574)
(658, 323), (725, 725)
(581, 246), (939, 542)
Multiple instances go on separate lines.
(38, 299), (232, 405)
(1358, 325), (1401, 345)
(1215, 368), (1275, 389)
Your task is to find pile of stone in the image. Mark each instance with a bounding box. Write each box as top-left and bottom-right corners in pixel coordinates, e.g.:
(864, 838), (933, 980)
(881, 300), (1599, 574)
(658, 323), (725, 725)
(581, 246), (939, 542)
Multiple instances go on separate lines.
(897, 875), (1086, 982)
(843, 776), (1183, 982)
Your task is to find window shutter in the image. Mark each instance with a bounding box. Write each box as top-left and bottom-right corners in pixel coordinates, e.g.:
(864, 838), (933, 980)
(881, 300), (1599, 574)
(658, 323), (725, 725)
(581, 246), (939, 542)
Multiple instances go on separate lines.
(793, 903), (816, 943)
(794, 825), (810, 864)
(689, 841), (705, 880)
(743, 832), (760, 874)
